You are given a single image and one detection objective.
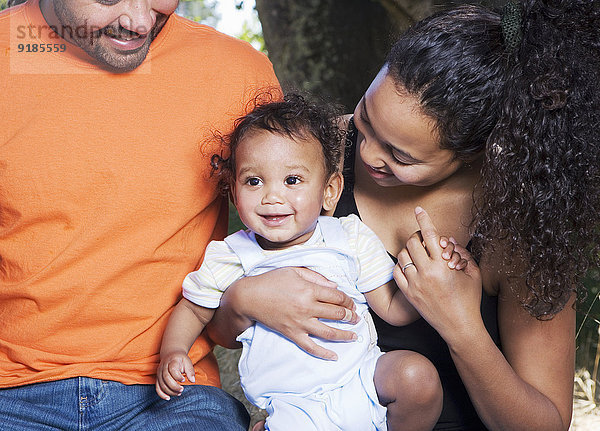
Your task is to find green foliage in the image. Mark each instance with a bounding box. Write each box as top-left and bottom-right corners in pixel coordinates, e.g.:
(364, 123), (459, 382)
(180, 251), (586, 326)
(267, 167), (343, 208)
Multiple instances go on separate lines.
(576, 267), (600, 372)
(0, 0), (265, 52)
(228, 201), (246, 234)
(179, 0), (264, 52)
(1, 0), (26, 10)
(177, 0), (219, 27)
(237, 21), (265, 52)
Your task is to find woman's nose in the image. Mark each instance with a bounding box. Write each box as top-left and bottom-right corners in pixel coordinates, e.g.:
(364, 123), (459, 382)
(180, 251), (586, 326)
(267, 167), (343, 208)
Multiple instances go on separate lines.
(359, 134), (386, 168)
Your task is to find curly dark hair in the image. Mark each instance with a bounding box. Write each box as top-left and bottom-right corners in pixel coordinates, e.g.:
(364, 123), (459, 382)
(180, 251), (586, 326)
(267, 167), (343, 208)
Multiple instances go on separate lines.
(386, 0), (600, 318)
(213, 93), (344, 195)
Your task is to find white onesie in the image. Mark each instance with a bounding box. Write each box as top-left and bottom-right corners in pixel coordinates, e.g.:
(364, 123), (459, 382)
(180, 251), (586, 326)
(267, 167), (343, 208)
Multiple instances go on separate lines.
(183, 215), (395, 431)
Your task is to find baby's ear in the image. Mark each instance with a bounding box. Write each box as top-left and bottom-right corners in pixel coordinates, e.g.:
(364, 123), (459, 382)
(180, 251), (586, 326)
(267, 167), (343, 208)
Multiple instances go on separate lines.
(229, 181), (237, 206)
(322, 172), (343, 214)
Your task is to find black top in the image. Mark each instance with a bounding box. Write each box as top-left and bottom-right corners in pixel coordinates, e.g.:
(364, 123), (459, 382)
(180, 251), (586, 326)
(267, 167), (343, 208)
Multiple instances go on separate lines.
(334, 119), (500, 430)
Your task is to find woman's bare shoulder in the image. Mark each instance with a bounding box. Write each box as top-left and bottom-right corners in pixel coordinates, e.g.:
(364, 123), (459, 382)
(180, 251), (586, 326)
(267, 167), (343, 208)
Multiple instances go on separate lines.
(337, 114), (353, 129)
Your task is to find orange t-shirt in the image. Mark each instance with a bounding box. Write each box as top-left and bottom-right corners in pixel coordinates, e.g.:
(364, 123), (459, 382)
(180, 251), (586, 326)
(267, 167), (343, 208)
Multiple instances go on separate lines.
(0, 1), (280, 388)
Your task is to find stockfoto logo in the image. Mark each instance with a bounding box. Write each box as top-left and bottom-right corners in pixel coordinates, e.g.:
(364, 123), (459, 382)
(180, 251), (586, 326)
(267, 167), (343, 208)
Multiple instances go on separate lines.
(16, 21), (151, 44)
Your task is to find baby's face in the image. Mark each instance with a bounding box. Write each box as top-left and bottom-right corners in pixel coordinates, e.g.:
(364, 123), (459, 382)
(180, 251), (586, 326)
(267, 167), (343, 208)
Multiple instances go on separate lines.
(233, 130), (330, 250)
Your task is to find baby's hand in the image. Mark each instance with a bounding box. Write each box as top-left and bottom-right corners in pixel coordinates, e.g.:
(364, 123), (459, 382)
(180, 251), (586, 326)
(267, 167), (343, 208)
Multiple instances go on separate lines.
(155, 351), (196, 401)
(439, 237), (468, 271)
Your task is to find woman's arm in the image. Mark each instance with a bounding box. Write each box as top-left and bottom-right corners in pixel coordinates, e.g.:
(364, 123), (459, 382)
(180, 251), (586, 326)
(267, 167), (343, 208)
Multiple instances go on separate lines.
(367, 239), (466, 326)
(205, 266), (360, 360)
(449, 267), (574, 431)
(395, 207), (573, 431)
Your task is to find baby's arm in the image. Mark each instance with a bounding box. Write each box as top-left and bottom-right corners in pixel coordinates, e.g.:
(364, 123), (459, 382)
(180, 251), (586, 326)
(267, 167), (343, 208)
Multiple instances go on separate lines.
(156, 298), (215, 400)
(364, 281), (420, 326)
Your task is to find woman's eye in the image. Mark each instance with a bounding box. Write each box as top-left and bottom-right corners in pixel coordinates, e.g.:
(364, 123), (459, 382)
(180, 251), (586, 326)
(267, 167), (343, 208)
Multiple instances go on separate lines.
(392, 157), (411, 166)
(391, 149), (413, 166)
(285, 176), (300, 185)
(247, 178), (262, 186)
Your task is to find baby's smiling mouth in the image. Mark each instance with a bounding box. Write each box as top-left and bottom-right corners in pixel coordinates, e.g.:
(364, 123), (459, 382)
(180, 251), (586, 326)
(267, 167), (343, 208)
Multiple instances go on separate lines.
(260, 214), (291, 224)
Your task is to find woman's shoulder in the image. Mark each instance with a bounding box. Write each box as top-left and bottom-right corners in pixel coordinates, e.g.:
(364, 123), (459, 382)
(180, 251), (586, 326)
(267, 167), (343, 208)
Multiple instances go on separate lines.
(337, 114), (353, 130)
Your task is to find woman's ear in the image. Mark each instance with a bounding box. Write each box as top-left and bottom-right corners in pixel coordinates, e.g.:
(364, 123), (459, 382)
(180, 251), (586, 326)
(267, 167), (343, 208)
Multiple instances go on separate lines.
(322, 172), (344, 214)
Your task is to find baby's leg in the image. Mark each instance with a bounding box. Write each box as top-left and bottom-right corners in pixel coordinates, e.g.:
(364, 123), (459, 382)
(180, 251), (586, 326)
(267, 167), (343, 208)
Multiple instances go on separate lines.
(264, 396), (326, 431)
(374, 350), (443, 431)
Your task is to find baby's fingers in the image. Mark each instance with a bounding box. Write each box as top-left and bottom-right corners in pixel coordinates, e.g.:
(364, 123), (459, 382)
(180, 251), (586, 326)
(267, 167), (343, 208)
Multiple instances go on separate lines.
(449, 238), (481, 278)
(449, 238), (475, 264)
(446, 250), (463, 269)
(155, 379), (175, 401)
(441, 240), (455, 261)
(455, 258), (469, 271)
(156, 359), (186, 397)
(167, 359), (186, 383)
(182, 356), (196, 383)
(156, 364), (183, 400)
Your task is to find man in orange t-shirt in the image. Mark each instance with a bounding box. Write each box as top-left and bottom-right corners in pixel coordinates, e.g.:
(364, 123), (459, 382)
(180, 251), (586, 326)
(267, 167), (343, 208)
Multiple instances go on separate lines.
(0, 0), (279, 429)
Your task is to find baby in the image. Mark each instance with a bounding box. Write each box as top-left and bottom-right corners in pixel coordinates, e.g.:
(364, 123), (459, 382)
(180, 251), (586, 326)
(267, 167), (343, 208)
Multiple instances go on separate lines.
(156, 94), (464, 430)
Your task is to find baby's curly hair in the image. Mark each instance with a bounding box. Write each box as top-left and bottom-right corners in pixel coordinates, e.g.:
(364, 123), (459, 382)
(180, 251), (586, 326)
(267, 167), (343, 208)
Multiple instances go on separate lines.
(386, 0), (600, 318)
(213, 93), (344, 195)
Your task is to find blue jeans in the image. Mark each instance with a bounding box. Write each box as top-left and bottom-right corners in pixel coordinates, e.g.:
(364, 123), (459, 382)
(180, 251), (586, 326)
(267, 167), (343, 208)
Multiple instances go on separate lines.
(0, 377), (249, 430)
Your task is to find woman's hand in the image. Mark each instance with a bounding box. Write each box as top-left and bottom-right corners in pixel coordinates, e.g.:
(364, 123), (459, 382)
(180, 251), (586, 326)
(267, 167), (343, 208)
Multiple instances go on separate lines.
(393, 207), (574, 430)
(393, 207), (483, 343)
(208, 267), (359, 360)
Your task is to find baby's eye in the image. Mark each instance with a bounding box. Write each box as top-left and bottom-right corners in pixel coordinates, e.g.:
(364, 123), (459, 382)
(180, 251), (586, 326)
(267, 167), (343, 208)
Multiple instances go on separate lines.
(246, 177), (262, 186)
(285, 176), (301, 185)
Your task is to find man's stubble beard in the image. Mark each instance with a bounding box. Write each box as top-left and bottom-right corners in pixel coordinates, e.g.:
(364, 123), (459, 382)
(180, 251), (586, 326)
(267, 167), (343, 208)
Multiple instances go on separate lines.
(53, 2), (163, 73)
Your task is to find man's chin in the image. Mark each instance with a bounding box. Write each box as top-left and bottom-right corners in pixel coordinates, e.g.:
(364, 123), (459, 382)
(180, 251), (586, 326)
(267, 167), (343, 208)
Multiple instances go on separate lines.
(89, 14), (168, 72)
(88, 39), (152, 73)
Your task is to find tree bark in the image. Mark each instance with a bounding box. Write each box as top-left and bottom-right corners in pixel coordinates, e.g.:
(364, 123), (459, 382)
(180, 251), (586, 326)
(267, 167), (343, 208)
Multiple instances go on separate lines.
(256, 0), (507, 111)
(255, 0), (409, 111)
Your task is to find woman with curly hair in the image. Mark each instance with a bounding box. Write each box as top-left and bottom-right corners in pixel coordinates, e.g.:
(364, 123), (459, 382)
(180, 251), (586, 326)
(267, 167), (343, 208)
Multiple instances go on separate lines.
(210, 1), (600, 429)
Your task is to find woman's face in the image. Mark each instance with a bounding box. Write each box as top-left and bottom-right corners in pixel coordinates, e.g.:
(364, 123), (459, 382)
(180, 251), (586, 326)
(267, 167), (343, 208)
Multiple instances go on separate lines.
(353, 67), (463, 187)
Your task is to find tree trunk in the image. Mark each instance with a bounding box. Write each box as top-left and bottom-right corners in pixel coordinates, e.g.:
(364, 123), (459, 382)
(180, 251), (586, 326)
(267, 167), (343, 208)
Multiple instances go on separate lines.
(255, 0), (408, 111)
(256, 0), (507, 111)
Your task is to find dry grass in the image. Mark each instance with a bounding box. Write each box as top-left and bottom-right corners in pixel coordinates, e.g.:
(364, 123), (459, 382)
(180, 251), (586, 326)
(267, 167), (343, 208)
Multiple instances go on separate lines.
(572, 369), (600, 430)
(571, 402), (600, 430)
(215, 346), (266, 429)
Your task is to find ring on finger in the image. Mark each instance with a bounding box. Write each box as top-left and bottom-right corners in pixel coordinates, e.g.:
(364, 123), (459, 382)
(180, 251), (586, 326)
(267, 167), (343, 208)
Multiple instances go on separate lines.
(342, 308), (353, 322)
(401, 262), (416, 274)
